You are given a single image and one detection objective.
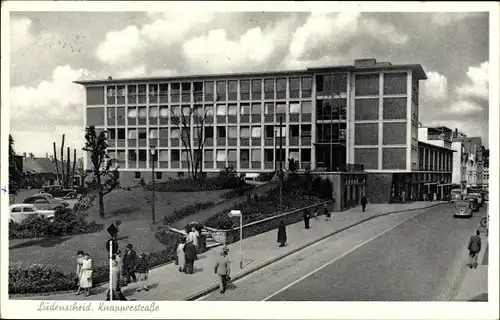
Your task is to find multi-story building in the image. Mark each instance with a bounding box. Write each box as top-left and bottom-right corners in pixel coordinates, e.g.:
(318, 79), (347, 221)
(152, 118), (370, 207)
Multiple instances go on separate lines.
(482, 167), (489, 190)
(77, 58), (430, 201)
(452, 136), (483, 188)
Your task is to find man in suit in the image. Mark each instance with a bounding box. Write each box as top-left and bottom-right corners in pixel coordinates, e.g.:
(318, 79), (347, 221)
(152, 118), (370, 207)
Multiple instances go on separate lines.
(123, 244), (137, 284)
(214, 248), (231, 293)
(361, 195), (368, 212)
(183, 240), (197, 274)
(468, 230), (482, 269)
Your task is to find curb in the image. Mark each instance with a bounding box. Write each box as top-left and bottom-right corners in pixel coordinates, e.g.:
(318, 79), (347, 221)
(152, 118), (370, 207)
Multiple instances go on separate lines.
(185, 202), (444, 300)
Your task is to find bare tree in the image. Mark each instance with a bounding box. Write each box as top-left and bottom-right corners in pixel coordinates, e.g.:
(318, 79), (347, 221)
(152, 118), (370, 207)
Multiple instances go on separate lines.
(53, 142), (60, 183)
(60, 134), (65, 186)
(173, 101), (213, 180)
(71, 149), (77, 187)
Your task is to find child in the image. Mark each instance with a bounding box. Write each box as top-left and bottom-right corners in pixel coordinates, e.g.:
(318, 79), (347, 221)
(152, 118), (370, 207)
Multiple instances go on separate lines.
(136, 253), (149, 292)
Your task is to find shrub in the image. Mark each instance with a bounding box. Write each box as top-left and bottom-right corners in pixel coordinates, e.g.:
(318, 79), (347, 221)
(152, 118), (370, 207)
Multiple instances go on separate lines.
(162, 201), (215, 226)
(319, 178), (333, 199)
(311, 177), (323, 194)
(255, 172), (275, 182)
(217, 166), (241, 189)
(205, 215), (234, 230)
(9, 262), (76, 294)
(148, 178), (235, 192)
(184, 221), (204, 234)
(220, 184), (254, 199)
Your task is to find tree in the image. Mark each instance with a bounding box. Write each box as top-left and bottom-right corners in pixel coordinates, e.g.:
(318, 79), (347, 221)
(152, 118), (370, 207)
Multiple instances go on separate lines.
(9, 135), (23, 196)
(174, 100), (214, 180)
(82, 125), (120, 218)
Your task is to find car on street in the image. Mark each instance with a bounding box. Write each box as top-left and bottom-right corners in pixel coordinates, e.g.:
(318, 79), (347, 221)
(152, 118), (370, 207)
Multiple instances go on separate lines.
(469, 192), (484, 207)
(23, 195), (67, 211)
(40, 185), (77, 198)
(466, 195), (480, 212)
(9, 204), (55, 223)
(453, 200), (473, 218)
(450, 189), (463, 202)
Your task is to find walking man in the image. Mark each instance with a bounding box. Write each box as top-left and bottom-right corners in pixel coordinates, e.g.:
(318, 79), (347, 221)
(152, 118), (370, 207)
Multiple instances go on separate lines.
(324, 203), (331, 220)
(303, 209), (310, 229)
(183, 240), (197, 274)
(214, 247), (231, 294)
(467, 230), (482, 269)
(277, 220), (287, 247)
(361, 195), (368, 212)
(123, 244), (137, 284)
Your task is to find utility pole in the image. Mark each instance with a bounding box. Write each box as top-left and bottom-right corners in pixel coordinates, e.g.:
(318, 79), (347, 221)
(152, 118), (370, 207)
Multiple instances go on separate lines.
(279, 116), (283, 212)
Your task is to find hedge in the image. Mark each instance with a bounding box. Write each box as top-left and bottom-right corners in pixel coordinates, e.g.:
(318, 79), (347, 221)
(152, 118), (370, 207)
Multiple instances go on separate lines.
(162, 201), (215, 226)
(220, 184), (255, 199)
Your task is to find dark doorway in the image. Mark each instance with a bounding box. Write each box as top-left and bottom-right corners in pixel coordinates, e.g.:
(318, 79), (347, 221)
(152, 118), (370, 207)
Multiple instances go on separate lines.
(315, 144), (346, 171)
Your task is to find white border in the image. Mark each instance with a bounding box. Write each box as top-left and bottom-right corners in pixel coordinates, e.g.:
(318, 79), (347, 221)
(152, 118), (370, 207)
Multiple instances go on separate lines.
(1, 2), (499, 320)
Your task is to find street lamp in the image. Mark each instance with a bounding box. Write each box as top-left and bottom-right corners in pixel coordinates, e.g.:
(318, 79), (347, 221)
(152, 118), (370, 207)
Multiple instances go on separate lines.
(150, 145), (157, 225)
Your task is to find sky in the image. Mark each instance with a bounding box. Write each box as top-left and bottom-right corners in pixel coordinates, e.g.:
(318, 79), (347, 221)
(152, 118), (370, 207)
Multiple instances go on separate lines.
(7, 8), (491, 158)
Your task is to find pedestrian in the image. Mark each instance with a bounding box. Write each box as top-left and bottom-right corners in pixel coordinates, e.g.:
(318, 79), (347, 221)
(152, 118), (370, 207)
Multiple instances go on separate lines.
(433, 193), (437, 202)
(361, 195), (368, 212)
(277, 220), (287, 247)
(214, 247), (231, 294)
(75, 250), (84, 295)
(313, 206), (319, 220)
(123, 244), (138, 284)
(183, 240), (197, 274)
(401, 190), (406, 203)
(115, 250), (123, 281)
(467, 230), (482, 269)
(303, 209), (310, 229)
(176, 238), (186, 273)
(136, 253), (150, 292)
(324, 204), (331, 220)
(106, 257), (127, 301)
(79, 253), (93, 297)
(187, 226), (200, 255)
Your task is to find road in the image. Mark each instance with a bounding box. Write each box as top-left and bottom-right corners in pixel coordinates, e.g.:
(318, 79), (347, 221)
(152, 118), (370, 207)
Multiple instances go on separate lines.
(200, 203), (485, 301)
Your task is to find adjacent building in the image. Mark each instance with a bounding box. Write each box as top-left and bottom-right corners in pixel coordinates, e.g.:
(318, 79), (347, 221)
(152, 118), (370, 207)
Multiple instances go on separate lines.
(452, 136), (484, 188)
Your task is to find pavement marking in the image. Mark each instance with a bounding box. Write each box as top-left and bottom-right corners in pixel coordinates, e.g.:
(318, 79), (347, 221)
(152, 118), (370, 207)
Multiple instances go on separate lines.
(261, 208), (429, 301)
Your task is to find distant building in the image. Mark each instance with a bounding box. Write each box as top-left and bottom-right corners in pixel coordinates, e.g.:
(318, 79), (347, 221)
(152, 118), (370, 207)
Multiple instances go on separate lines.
(452, 136), (484, 188)
(482, 167), (489, 189)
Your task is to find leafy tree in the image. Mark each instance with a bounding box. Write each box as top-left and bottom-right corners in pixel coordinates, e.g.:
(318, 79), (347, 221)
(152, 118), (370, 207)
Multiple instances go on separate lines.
(218, 166), (239, 189)
(9, 135), (23, 196)
(82, 126), (120, 219)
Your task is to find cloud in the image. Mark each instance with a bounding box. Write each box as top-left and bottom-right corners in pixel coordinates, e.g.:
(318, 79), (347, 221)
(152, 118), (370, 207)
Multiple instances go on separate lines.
(423, 70), (448, 100)
(362, 19), (408, 45)
(150, 69), (179, 77)
(447, 100), (484, 115)
(281, 54), (350, 71)
(116, 64), (147, 78)
(10, 16), (34, 52)
(429, 13), (469, 26)
(456, 61), (489, 100)
(95, 25), (146, 65)
(182, 18), (293, 73)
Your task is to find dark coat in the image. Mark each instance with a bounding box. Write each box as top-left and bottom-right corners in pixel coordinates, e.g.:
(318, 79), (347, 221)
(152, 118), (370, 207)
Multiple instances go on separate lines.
(324, 206), (330, 217)
(468, 235), (481, 253)
(136, 256), (148, 274)
(184, 242), (197, 260)
(123, 249), (137, 269)
(361, 196), (368, 205)
(277, 224), (287, 243)
(303, 210), (310, 220)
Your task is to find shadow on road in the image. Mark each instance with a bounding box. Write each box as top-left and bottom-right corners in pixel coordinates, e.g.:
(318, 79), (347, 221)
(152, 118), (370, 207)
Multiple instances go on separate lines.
(9, 236), (72, 250)
(468, 293), (488, 301)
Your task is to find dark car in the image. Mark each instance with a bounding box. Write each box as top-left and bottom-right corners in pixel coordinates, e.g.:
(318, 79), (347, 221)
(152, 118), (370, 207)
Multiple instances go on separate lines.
(467, 195), (480, 212)
(41, 185), (76, 198)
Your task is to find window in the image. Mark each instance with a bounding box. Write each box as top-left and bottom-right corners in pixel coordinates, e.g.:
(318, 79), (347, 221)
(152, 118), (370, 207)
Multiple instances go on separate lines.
(128, 129), (137, 139)
(355, 148), (379, 170)
(217, 81), (226, 101)
(194, 105), (203, 117)
(264, 79), (274, 99)
(355, 98), (379, 121)
(149, 84), (158, 96)
(251, 103), (261, 115)
(117, 86), (126, 103)
(217, 104), (227, 116)
(117, 129), (126, 139)
(251, 126), (261, 138)
(228, 80), (238, 100)
(265, 126), (274, 138)
(171, 83), (180, 102)
(289, 77), (300, 98)
(355, 123), (378, 145)
(276, 78), (287, 99)
(205, 105), (214, 116)
(240, 149), (250, 162)
(301, 101), (312, 114)
(204, 149), (214, 161)
(86, 87), (105, 105)
(228, 104), (238, 116)
(252, 149), (262, 161)
(383, 148), (407, 170)
(384, 73), (407, 95)
(240, 80), (250, 100)
(301, 77), (312, 98)
(193, 82), (203, 102)
(355, 74), (379, 96)
(129, 150), (137, 161)
(127, 107), (137, 118)
(138, 150), (147, 161)
(240, 126), (250, 138)
(252, 79), (262, 99)
(265, 103), (274, 115)
(138, 107), (147, 118)
(181, 150), (189, 162)
(149, 129), (158, 139)
(159, 128), (168, 139)
(216, 150), (226, 162)
(264, 149), (273, 162)
(138, 129), (147, 140)
(181, 82), (191, 102)
(138, 85), (147, 103)
(289, 125), (299, 137)
(204, 81), (214, 101)
(205, 126), (214, 138)
(240, 103), (250, 115)
(171, 150), (180, 161)
(275, 126), (286, 137)
(217, 126), (226, 138)
(289, 150), (299, 161)
(276, 103), (286, 114)
(149, 106), (159, 117)
(86, 108), (105, 126)
(107, 107), (115, 119)
(171, 105), (181, 116)
(159, 106), (169, 118)
(383, 97), (407, 119)
(156, 172), (162, 180)
(171, 128), (180, 139)
(11, 206), (22, 213)
(301, 124), (311, 137)
(289, 102), (300, 114)
(181, 106), (191, 117)
(159, 84), (168, 102)
(332, 99), (347, 120)
(301, 149), (311, 162)
(228, 150), (237, 161)
(134, 172), (141, 179)
(228, 126), (238, 138)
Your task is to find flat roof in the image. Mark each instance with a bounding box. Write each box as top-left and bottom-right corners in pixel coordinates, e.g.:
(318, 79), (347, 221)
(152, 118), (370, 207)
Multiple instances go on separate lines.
(74, 62), (426, 86)
(418, 140), (456, 152)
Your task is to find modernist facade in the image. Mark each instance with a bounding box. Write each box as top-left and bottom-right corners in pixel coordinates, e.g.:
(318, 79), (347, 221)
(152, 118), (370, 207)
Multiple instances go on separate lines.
(77, 58), (428, 190)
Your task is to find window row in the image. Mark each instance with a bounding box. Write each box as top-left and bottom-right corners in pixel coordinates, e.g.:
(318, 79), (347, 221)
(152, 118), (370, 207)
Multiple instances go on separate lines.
(418, 148), (453, 171)
(316, 99), (347, 120)
(355, 147), (407, 170)
(354, 122), (407, 146)
(355, 72), (408, 97)
(316, 123), (347, 142)
(354, 97), (408, 121)
(315, 74), (348, 96)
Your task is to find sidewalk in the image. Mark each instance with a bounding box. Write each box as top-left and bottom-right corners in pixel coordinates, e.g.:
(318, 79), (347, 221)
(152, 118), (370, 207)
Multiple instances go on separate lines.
(13, 201), (443, 301)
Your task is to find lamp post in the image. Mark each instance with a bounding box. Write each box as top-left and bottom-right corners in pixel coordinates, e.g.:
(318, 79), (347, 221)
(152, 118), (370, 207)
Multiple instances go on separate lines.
(150, 145), (156, 225)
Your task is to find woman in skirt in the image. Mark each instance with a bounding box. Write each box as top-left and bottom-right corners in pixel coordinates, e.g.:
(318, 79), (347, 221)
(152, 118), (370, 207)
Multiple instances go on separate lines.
(79, 253), (93, 297)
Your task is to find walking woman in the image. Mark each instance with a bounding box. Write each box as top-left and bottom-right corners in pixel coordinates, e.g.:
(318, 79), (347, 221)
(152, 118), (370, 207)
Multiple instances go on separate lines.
(79, 253), (93, 297)
(136, 253), (150, 292)
(277, 220), (287, 247)
(75, 250), (84, 295)
(176, 238), (186, 273)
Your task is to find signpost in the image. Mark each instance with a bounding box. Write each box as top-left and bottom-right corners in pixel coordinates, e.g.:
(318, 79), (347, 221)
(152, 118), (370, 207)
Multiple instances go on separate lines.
(228, 210), (243, 269)
(106, 223), (118, 302)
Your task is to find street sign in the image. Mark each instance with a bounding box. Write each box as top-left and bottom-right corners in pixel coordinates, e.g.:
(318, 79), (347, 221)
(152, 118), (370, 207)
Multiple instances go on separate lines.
(106, 239), (118, 255)
(107, 223), (118, 239)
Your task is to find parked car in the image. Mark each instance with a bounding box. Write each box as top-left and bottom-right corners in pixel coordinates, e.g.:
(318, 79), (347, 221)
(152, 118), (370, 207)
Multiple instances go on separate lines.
(469, 192), (484, 207)
(9, 204), (55, 223)
(466, 195), (480, 212)
(453, 200), (473, 218)
(23, 195), (66, 211)
(450, 189), (463, 202)
(40, 185), (76, 198)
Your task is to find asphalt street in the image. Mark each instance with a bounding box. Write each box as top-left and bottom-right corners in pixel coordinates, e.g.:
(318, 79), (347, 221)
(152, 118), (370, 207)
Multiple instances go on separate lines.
(200, 203), (485, 301)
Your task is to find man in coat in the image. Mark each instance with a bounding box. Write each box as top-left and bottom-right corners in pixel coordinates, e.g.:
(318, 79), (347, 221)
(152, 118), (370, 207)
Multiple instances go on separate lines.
(361, 196), (368, 212)
(214, 248), (231, 294)
(277, 220), (287, 247)
(467, 230), (482, 269)
(183, 240), (197, 274)
(303, 209), (310, 229)
(324, 203), (331, 220)
(123, 244), (137, 284)
(106, 257), (127, 301)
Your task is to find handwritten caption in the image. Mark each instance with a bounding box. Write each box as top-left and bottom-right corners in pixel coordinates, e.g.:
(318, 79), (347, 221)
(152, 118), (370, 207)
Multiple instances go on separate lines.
(37, 301), (160, 314)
